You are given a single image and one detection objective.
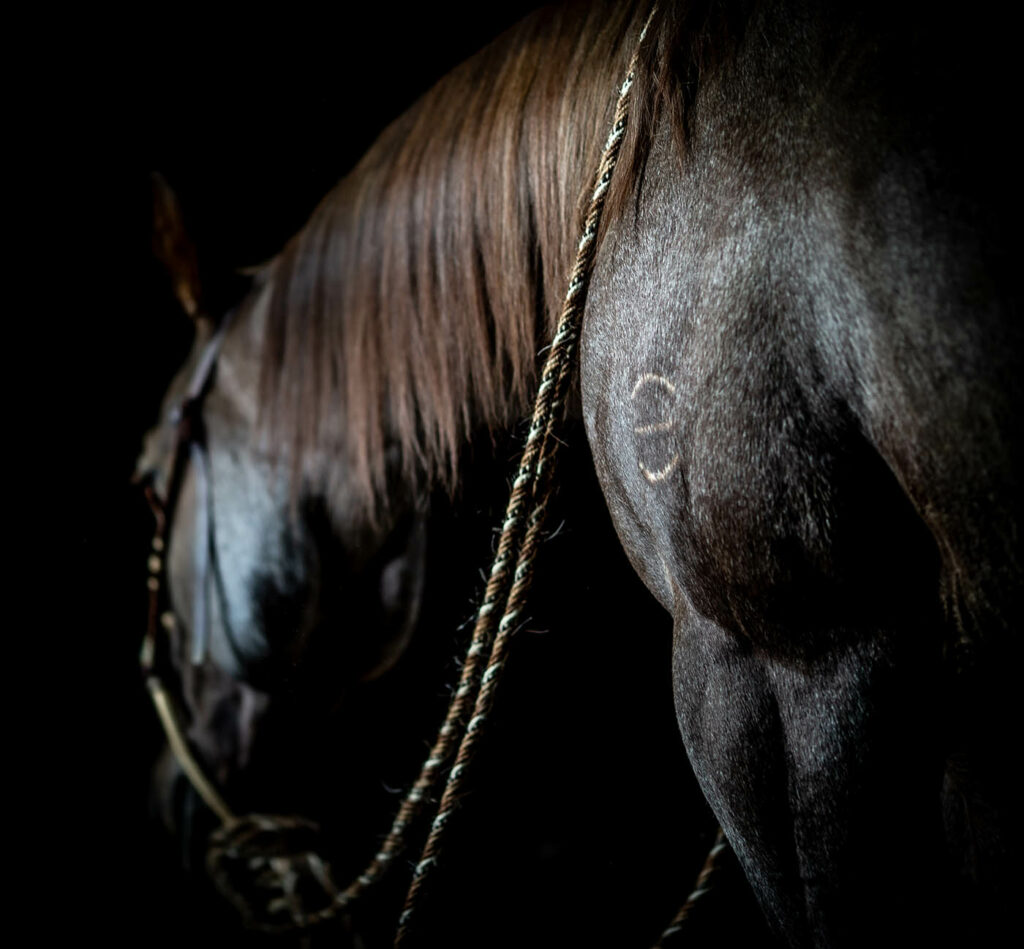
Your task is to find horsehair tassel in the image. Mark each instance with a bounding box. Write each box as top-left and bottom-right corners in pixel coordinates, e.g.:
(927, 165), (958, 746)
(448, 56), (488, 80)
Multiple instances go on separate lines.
(394, 7), (659, 946)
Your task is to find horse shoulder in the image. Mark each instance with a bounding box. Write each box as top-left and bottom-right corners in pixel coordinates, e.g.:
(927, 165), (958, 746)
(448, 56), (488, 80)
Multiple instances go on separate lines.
(581, 21), (1020, 940)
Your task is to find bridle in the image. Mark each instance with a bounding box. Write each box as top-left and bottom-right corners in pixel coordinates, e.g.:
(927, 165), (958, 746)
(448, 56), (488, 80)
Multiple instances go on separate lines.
(139, 309), (357, 930)
(140, 311), (237, 824)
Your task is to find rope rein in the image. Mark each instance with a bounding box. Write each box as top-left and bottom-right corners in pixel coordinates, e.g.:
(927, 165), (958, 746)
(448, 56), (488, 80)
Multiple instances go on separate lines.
(394, 7), (658, 944)
(208, 6), (661, 937)
(147, 4), (735, 944)
(160, 12), (658, 931)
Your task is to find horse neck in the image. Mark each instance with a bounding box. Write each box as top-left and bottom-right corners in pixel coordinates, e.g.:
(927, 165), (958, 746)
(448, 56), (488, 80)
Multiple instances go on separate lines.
(256, 2), (652, 521)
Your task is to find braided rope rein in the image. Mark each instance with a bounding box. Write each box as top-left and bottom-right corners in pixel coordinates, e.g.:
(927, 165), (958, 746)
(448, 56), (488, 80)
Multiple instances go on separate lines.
(207, 9), (743, 946)
(207, 9), (658, 932)
(393, 9), (659, 945)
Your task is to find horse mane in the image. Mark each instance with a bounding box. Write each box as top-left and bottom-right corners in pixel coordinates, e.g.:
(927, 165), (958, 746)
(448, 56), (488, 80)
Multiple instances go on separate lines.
(257, 0), (748, 520)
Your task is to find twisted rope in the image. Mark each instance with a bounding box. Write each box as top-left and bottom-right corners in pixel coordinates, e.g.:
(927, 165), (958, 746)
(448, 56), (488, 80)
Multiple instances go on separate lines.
(198, 4), (729, 940)
(394, 8), (658, 945)
(653, 827), (729, 947)
(197, 5), (672, 940)
(195, 1), (729, 939)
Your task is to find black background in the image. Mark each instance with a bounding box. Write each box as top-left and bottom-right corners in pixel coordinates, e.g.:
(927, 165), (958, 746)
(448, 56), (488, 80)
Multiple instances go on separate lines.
(33, 3), (1024, 945)
(42, 6), (735, 947)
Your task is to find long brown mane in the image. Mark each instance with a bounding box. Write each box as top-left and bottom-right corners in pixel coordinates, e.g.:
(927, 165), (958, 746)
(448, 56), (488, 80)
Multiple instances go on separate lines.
(257, 0), (744, 516)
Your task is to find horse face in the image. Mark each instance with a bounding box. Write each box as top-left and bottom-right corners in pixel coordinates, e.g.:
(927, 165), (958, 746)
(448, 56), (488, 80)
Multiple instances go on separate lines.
(148, 317), (425, 675)
(140, 182), (429, 814)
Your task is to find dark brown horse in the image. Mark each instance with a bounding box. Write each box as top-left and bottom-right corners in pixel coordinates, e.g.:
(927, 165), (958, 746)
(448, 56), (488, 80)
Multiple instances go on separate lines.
(139, 1), (1020, 945)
